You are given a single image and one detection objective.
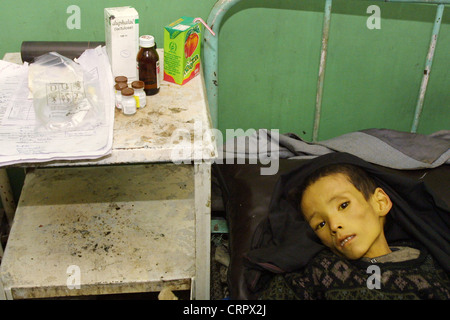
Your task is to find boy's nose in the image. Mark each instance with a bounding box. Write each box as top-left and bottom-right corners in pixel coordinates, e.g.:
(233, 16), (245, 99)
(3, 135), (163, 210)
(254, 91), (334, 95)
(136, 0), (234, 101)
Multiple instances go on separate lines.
(330, 222), (343, 234)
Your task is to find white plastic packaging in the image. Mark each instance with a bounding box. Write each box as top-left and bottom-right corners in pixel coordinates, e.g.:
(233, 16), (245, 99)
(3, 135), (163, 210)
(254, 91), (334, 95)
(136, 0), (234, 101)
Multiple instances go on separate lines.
(28, 52), (104, 131)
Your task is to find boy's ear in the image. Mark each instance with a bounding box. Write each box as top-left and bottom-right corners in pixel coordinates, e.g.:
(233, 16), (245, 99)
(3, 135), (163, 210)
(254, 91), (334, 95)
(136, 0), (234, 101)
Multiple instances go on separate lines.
(372, 187), (392, 217)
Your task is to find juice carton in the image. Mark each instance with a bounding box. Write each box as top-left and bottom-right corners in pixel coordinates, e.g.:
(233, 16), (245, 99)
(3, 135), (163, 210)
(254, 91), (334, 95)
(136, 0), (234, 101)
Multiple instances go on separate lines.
(104, 6), (139, 81)
(164, 17), (201, 85)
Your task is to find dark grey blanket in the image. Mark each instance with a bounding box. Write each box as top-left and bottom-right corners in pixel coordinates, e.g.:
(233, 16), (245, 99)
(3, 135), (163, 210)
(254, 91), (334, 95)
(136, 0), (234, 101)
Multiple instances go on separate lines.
(244, 152), (450, 295)
(219, 129), (450, 169)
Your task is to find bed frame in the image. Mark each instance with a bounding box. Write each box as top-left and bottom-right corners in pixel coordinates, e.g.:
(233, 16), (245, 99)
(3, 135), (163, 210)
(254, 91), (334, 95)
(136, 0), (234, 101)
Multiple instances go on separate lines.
(203, 0), (450, 300)
(203, 0), (449, 139)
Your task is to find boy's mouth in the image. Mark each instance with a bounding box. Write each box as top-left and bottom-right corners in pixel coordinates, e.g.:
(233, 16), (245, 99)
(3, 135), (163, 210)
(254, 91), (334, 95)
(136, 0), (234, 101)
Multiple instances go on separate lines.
(338, 234), (356, 248)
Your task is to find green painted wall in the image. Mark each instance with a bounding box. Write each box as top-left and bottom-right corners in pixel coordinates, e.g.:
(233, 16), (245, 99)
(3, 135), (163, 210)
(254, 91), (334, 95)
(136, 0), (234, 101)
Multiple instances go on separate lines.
(0, 0), (217, 54)
(217, 0), (449, 140)
(0, 0), (449, 206)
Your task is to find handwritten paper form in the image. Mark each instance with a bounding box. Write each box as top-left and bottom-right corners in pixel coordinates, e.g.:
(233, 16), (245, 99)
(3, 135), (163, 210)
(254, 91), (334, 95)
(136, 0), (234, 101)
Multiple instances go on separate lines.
(0, 47), (114, 166)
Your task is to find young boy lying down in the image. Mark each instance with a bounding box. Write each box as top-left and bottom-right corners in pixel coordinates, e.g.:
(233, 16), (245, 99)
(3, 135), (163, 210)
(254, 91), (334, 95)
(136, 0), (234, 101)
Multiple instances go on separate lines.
(257, 162), (450, 300)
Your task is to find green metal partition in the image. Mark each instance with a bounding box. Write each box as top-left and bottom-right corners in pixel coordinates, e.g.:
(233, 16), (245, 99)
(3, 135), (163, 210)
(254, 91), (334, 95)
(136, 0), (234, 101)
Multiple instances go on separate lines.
(203, 0), (449, 141)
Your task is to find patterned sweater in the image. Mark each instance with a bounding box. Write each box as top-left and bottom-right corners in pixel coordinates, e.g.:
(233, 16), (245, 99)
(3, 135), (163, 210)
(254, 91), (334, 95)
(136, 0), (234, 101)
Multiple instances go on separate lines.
(258, 245), (450, 300)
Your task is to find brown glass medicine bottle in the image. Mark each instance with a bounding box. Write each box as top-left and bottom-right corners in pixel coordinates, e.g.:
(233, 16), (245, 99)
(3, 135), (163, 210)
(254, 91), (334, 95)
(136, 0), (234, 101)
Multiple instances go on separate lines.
(137, 35), (160, 96)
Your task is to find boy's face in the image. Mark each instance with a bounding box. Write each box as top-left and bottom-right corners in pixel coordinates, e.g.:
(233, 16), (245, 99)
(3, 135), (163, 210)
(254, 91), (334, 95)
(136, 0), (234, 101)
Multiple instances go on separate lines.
(300, 173), (392, 260)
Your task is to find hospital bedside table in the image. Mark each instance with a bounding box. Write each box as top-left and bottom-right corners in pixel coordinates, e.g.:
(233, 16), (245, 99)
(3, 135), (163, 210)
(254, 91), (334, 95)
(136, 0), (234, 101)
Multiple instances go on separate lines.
(0, 51), (217, 300)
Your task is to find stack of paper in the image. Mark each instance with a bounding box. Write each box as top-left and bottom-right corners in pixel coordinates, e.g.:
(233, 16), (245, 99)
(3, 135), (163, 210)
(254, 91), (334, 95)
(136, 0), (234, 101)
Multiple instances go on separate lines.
(0, 46), (115, 167)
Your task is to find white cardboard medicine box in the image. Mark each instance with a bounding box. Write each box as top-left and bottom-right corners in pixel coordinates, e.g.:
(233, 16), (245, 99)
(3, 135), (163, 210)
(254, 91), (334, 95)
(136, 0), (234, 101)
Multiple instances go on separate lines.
(104, 7), (139, 81)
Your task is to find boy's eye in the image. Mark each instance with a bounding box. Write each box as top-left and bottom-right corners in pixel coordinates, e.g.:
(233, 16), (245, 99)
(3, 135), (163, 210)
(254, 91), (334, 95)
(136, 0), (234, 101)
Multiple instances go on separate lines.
(339, 201), (349, 210)
(315, 221), (326, 230)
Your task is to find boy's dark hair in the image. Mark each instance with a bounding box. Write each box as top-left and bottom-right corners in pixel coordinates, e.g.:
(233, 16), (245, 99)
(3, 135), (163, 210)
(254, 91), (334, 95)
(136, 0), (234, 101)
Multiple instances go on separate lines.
(288, 163), (379, 212)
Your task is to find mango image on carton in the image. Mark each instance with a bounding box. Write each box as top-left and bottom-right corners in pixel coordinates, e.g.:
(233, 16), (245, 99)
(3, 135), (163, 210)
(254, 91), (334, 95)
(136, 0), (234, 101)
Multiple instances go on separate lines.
(164, 17), (201, 85)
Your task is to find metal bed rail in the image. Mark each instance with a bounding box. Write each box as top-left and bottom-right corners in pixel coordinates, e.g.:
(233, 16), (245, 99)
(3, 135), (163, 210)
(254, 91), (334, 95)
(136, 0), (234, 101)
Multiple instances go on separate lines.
(203, 0), (449, 141)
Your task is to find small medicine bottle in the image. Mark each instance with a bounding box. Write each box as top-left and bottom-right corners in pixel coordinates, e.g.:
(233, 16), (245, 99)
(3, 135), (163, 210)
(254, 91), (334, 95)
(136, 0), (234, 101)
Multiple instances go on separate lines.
(137, 35), (160, 96)
(114, 82), (128, 109)
(131, 80), (146, 108)
(121, 88), (137, 116)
